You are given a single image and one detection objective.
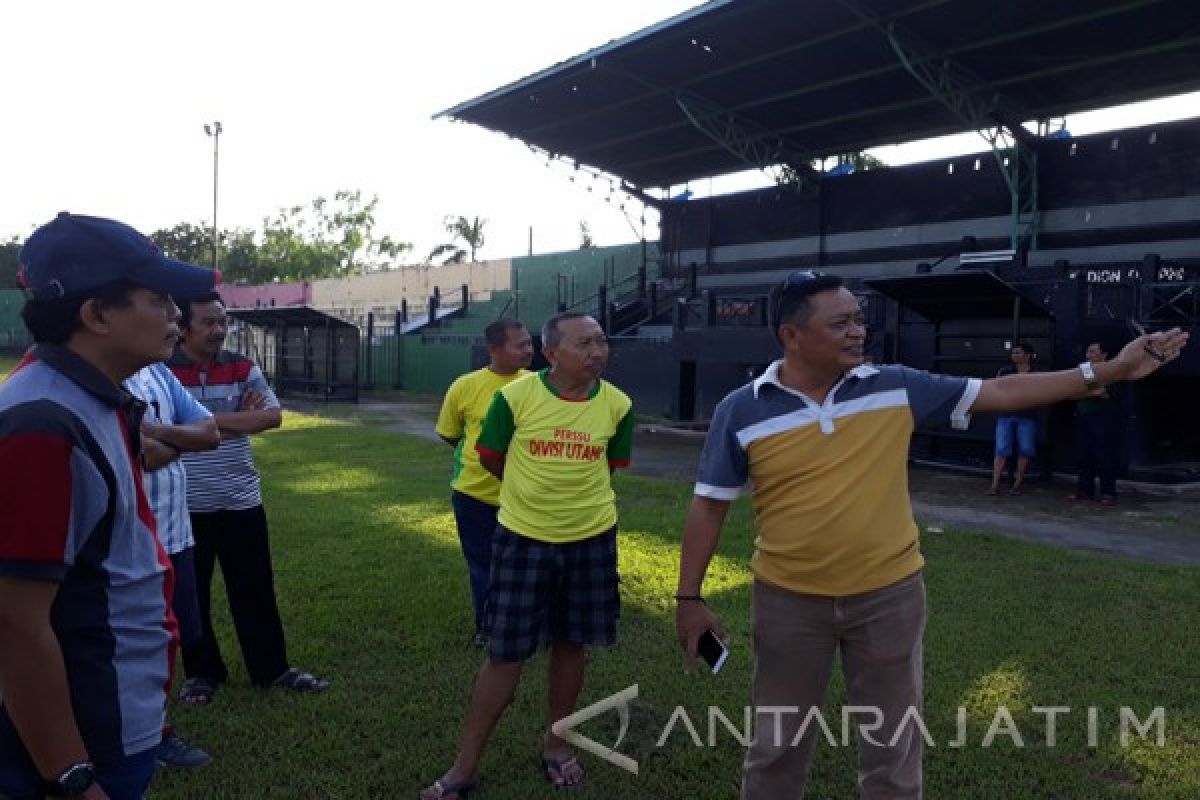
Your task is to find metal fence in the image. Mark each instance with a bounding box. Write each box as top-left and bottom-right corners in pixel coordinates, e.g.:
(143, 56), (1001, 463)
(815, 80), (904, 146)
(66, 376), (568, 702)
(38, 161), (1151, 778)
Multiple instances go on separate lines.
(227, 321), (276, 382)
(360, 313), (402, 389)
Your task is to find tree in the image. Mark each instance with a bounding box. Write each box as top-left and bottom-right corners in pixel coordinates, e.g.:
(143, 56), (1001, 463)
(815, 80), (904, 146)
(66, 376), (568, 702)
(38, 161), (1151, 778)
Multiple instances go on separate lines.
(151, 222), (218, 267)
(220, 229), (268, 284)
(366, 235), (414, 272)
(151, 223), (269, 284)
(429, 214), (486, 265)
(258, 205), (341, 281)
(146, 189), (415, 284)
(579, 220), (596, 250)
(321, 189), (375, 272)
(426, 242), (466, 266)
(0, 236), (21, 289)
(256, 191), (411, 280)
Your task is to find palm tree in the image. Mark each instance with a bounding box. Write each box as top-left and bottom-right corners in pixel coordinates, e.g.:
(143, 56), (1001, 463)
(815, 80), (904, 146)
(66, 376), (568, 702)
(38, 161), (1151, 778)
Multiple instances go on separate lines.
(426, 243), (466, 265)
(428, 215), (487, 265)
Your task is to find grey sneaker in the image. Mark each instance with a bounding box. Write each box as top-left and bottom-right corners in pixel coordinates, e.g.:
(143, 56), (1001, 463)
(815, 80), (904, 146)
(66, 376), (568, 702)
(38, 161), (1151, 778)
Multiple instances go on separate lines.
(155, 734), (212, 768)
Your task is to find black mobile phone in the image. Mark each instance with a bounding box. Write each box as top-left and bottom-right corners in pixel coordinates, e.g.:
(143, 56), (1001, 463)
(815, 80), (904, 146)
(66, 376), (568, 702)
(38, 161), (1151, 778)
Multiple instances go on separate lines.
(697, 629), (729, 674)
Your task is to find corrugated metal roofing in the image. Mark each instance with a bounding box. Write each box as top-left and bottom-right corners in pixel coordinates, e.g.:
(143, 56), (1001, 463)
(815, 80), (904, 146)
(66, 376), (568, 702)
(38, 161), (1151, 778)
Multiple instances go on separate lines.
(438, 0), (1200, 188)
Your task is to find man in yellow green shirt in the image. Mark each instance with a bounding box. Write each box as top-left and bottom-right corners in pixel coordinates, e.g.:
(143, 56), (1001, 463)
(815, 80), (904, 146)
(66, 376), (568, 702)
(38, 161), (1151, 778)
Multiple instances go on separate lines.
(435, 319), (533, 643)
(421, 312), (634, 800)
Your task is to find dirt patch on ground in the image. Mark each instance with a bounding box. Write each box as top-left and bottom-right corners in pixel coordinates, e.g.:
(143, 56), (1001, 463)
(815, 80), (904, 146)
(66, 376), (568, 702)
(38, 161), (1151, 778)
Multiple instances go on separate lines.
(286, 394), (1200, 565)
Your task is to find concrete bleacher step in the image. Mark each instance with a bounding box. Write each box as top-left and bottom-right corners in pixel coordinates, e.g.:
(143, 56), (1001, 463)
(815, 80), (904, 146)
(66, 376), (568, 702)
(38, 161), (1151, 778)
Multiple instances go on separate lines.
(398, 304), (464, 334)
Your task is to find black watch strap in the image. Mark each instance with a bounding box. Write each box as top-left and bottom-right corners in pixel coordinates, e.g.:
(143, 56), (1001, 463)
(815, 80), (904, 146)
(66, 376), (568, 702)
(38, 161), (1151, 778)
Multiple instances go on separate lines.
(43, 761), (95, 796)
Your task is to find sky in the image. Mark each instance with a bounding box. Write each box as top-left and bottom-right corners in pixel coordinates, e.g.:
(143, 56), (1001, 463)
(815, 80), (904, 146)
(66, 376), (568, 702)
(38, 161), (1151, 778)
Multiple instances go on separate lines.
(3, 1), (1199, 263)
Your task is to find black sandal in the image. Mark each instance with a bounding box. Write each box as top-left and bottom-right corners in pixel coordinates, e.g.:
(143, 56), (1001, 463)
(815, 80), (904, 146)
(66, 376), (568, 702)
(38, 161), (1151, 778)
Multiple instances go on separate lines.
(270, 667), (330, 693)
(180, 676), (218, 706)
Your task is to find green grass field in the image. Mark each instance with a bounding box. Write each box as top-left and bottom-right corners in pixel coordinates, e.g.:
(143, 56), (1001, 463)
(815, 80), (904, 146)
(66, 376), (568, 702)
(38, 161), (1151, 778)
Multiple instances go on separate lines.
(2, 354), (1197, 798)
(150, 414), (1198, 799)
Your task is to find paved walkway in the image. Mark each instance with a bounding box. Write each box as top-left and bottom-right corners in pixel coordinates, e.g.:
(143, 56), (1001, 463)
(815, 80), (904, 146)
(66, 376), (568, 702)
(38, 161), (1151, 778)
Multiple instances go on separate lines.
(912, 500), (1200, 565)
(629, 426), (1200, 565)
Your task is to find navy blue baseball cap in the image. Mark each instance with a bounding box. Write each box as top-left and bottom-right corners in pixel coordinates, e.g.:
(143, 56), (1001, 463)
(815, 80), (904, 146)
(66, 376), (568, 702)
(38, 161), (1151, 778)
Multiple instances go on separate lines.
(17, 212), (220, 302)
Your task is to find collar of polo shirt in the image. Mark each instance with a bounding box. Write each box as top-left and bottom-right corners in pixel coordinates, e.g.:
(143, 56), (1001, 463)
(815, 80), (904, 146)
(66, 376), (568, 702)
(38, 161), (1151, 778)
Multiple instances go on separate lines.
(752, 360), (879, 399)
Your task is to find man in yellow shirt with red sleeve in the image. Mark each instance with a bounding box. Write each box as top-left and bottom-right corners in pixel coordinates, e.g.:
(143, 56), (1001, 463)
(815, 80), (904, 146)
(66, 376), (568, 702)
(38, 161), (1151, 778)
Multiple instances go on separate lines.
(421, 312), (634, 800)
(435, 319), (532, 644)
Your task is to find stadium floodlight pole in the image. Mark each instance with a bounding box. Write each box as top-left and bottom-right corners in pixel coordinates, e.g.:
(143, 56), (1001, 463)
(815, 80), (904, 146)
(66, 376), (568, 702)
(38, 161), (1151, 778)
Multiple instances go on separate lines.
(203, 121), (223, 271)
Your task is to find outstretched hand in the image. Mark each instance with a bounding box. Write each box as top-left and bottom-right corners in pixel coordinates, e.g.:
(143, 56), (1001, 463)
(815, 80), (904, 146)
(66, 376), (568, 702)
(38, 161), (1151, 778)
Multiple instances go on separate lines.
(1112, 328), (1189, 382)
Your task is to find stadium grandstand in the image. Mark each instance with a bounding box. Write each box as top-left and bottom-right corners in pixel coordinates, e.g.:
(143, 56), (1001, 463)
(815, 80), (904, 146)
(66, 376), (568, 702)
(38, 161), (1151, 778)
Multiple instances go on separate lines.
(437, 0), (1200, 481)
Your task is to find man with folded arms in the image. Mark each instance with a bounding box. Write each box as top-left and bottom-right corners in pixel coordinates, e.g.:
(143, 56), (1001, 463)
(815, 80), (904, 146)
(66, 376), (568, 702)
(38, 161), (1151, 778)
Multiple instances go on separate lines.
(0, 213), (217, 799)
(168, 291), (328, 706)
(127, 362), (219, 768)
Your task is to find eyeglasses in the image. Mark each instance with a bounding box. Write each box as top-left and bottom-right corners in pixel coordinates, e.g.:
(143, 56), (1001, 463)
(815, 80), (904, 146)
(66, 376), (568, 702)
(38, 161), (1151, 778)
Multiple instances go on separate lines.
(779, 269), (826, 292)
(769, 269), (830, 330)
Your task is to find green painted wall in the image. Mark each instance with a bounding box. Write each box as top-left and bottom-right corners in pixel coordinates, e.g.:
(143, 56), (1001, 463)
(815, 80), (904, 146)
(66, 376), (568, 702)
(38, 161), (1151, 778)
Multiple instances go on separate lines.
(358, 290), (515, 392)
(400, 336), (472, 395)
(0, 290), (30, 351)
(356, 242), (662, 398)
(360, 335), (403, 388)
(510, 242), (659, 333)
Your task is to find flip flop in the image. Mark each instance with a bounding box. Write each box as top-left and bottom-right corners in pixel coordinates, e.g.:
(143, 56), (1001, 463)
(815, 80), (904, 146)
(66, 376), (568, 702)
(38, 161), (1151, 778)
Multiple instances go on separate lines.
(270, 667), (330, 693)
(179, 676), (218, 706)
(418, 779), (476, 799)
(541, 753), (585, 789)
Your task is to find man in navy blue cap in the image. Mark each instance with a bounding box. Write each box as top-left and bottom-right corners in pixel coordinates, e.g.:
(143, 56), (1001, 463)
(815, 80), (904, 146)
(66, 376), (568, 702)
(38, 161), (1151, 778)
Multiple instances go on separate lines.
(0, 212), (218, 800)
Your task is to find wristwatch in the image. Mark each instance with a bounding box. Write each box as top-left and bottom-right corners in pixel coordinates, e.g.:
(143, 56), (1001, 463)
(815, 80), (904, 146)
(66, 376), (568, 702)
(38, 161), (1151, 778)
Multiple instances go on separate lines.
(43, 761), (95, 796)
(1078, 361), (1099, 391)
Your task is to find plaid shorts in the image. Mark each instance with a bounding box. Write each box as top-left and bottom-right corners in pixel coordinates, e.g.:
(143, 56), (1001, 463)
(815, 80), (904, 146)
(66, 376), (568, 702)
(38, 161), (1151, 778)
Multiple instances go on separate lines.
(484, 525), (620, 663)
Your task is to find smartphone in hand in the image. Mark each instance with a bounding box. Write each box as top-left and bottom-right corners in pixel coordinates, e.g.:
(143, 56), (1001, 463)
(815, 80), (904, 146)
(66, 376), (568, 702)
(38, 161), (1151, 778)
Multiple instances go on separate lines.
(697, 629), (729, 674)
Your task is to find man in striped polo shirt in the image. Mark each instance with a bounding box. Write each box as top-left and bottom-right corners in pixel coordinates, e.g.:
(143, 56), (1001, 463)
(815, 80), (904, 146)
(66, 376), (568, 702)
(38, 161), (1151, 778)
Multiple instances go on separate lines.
(168, 292), (328, 705)
(435, 318), (533, 645)
(0, 212), (217, 799)
(421, 312), (634, 800)
(675, 271), (1188, 800)
(126, 363), (219, 768)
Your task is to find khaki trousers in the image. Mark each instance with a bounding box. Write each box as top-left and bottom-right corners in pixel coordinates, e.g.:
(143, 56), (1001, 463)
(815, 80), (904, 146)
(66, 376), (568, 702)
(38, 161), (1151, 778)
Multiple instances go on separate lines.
(742, 570), (927, 800)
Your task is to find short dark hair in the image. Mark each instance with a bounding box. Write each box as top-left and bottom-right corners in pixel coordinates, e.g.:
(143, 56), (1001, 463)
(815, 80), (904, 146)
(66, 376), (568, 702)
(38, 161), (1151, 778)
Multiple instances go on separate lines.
(768, 270), (845, 343)
(178, 290), (224, 330)
(541, 312), (594, 349)
(20, 279), (137, 344)
(1013, 341), (1036, 357)
(484, 318), (526, 348)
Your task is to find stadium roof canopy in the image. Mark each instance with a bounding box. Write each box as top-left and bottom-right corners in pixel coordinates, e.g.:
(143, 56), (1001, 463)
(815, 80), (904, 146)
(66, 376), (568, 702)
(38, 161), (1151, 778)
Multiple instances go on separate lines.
(436, 0), (1200, 190)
